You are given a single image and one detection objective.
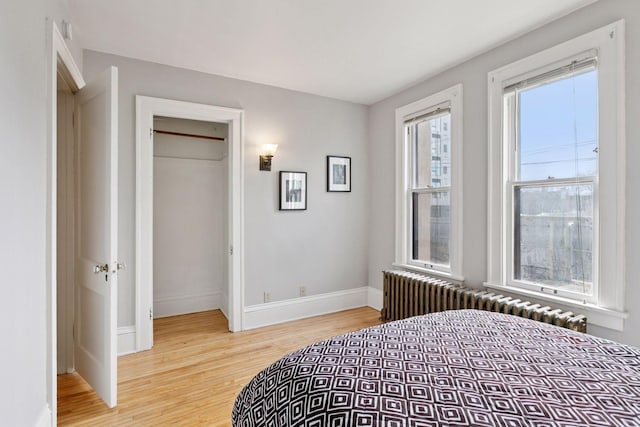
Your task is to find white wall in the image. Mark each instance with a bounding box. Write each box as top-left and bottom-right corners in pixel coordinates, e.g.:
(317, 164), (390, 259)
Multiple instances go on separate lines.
(153, 117), (228, 318)
(1, 0), (85, 423)
(367, 0), (640, 347)
(82, 51), (370, 326)
(0, 3), (48, 423)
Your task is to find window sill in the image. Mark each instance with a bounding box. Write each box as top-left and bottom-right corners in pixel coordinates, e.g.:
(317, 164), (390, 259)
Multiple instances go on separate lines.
(392, 263), (464, 284)
(484, 282), (628, 331)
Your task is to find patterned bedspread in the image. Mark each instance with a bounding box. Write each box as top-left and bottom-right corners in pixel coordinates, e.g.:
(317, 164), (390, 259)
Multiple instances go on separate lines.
(232, 310), (640, 426)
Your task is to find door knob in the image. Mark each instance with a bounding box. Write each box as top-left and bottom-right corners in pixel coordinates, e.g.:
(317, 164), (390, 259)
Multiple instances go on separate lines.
(93, 264), (109, 274)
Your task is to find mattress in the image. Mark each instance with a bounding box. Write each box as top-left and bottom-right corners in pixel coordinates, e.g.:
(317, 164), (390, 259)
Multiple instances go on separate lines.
(232, 309), (640, 426)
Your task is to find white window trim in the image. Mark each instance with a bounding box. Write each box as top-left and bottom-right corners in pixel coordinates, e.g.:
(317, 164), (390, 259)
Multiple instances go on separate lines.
(395, 84), (463, 282)
(486, 20), (627, 330)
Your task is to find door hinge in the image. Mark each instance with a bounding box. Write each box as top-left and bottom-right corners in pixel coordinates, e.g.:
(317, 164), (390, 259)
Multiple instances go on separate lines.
(72, 111), (75, 128)
(150, 127), (153, 138)
(72, 322), (76, 340)
(230, 245), (234, 255)
(149, 308), (153, 320)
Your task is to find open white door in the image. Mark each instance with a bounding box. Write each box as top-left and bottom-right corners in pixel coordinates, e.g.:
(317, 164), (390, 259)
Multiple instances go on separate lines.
(74, 66), (118, 408)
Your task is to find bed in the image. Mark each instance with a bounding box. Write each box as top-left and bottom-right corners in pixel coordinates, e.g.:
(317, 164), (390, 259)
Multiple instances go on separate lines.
(232, 310), (640, 426)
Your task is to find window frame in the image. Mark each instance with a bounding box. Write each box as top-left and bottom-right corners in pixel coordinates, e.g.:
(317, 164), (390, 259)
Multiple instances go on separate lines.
(395, 84), (463, 281)
(486, 20), (627, 330)
(506, 60), (598, 303)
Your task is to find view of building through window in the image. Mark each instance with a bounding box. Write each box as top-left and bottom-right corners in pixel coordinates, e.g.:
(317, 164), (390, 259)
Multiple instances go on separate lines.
(513, 68), (597, 295)
(411, 113), (451, 266)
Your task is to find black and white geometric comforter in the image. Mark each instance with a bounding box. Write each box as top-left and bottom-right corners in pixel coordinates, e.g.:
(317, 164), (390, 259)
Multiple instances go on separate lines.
(232, 310), (640, 426)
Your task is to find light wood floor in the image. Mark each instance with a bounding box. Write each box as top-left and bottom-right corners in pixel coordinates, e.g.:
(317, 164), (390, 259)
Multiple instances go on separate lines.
(58, 307), (381, 426)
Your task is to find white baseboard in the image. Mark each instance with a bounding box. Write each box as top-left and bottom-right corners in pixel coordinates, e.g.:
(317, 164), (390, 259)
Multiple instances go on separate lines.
(243, 287), (369, 330)
(35, 404), (52, 427)
(367, 286), (383, 311)
(154, 291), (221, 319)
(118, 325), (137, 356)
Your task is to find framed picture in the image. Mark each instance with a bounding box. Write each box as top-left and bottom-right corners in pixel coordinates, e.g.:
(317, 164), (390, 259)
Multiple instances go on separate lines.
(327, 156), (351, 192)
(279, 171), (307, 210)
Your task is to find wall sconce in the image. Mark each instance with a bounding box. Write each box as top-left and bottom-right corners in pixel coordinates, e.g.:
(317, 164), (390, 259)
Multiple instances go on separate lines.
(259, 144), (278, 171)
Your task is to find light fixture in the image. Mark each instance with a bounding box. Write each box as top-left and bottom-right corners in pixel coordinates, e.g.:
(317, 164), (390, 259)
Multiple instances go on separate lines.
(260, 144), (278, 171)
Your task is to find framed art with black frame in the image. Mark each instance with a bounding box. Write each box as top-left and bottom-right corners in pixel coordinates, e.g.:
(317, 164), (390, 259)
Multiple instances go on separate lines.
(327, 156), (351, 192)
(279, 171), (307, 210)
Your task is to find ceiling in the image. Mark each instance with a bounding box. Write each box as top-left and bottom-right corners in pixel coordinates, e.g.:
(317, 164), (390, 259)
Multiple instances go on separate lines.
(70, 0), (596, 105)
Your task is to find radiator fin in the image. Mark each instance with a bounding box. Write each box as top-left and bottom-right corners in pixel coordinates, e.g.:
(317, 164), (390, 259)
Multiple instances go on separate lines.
(381, 270), (587, 333)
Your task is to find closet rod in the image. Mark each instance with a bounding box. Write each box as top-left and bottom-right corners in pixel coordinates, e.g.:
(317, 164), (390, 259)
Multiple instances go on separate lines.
(154, 154), (227, 162)
(153, 129), (226, 141)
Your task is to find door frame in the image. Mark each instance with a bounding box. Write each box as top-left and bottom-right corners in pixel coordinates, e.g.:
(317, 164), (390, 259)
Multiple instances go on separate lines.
(135, 96), (245, 351)
(46, 20), (85, 425)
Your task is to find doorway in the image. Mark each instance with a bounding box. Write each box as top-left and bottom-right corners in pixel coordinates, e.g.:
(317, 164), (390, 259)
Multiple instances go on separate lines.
(152, 117), (229, 318)
(135, 96), (245, 352)
(48, 22), (120, 423)
(48, 23), (87, 423)
(56, 73), (75, 377)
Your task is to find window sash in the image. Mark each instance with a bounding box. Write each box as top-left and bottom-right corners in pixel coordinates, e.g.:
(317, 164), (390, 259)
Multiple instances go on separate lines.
(508, 67), (599, 183)
(406, 113), (452, 191)
(509, 179), (595, 301)
(409, 189), (451, 269)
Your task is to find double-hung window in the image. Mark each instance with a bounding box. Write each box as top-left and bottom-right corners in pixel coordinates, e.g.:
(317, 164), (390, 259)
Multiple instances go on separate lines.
(395, 84), (463, 280)
(507, 56), (597, 301)
(487, 21), (626, 329)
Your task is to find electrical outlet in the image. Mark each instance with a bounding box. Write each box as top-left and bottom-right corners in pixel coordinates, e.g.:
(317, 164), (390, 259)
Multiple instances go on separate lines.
(264, 292), (271, 303)
(299, 286), (307, 297)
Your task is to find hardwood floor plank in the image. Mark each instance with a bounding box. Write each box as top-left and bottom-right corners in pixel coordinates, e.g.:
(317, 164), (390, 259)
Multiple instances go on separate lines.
(58, 307), (381, 426)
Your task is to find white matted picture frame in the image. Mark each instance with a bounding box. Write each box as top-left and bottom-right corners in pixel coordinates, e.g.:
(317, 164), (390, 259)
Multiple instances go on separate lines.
(327, 156), (351, 192)
(279, 171), (307, 210)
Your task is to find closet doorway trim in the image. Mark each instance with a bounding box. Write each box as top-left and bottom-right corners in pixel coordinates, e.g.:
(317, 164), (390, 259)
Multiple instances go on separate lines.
(135, 96), (244, 351)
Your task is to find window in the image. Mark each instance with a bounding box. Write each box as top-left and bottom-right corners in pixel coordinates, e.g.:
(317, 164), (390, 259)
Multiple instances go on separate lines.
(487, 21), (626, 329)
(395, 85), (463, 280)
(509, 60), (597, 301)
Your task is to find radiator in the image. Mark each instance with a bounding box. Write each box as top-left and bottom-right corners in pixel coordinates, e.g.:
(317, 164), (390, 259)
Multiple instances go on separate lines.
(381, 270), (587, 333)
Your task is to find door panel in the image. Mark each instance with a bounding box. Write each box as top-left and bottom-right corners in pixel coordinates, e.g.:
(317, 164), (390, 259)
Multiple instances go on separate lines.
(74, 66), (118, 408)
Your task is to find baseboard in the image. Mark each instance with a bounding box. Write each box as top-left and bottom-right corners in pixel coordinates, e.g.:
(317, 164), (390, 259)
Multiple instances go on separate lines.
(367, 286), (383, 311)
(121, 288), (378, 353)
(153, 291), (221, 319)
(243, 287), (369, 330)
(35, 404), (52, 427)
(118, 325), (137, 356)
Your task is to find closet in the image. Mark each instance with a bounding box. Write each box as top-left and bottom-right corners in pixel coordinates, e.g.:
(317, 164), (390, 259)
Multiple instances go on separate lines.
(152, 116), (228, 318)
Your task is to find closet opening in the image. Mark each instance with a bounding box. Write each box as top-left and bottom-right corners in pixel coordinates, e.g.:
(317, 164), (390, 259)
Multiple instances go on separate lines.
(136, 95), (244, 350)
(152, 116), (229, 320)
